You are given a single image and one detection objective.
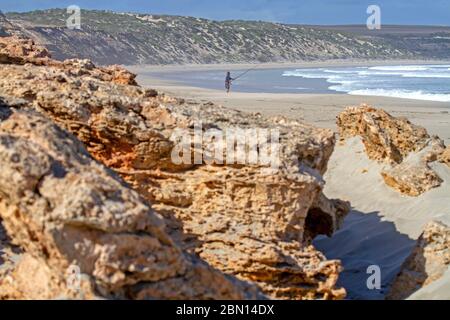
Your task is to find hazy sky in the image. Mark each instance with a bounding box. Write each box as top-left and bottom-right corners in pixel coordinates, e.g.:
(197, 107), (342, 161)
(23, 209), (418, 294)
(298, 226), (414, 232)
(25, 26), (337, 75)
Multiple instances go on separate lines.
(1, 0), (449, 26)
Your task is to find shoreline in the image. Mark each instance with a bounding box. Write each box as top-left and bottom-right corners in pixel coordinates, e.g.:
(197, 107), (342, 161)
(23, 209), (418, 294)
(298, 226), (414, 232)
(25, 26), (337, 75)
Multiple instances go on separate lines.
(131, 62), (450, 299)
(127, 59), (450, 73)
(132, 65), (450, 144)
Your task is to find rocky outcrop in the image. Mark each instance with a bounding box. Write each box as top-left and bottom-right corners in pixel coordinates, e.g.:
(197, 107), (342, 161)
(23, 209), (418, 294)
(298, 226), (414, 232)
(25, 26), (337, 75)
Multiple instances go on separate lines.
(337, 105), (430, 164)
(439, 146), (450, 168)
(0, 103), (259, 300)
(0, 35), (51, 65)
(381, 137), (446, 197)
(0, 36), (137, 85)
(338, 105), (448, 196)
(387, 221), (450, 300)
(0, 36), (348, 299)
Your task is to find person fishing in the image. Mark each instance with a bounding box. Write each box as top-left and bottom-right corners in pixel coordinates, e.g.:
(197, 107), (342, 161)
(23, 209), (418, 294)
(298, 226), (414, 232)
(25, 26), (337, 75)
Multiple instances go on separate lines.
(225, 66), (260, 93)
(225, 71), (233, 93)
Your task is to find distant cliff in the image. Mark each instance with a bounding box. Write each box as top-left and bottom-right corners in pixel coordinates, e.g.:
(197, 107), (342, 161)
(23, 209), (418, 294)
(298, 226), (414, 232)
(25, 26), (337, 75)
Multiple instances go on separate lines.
(0, 9), (413, 65)
(1, 9), (449, 65)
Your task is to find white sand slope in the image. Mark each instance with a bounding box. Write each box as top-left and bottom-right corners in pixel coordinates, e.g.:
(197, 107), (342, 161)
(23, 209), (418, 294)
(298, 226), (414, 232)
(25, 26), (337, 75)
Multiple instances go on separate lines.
(314, 137), (450, 299)
(408, 268), (450, 300)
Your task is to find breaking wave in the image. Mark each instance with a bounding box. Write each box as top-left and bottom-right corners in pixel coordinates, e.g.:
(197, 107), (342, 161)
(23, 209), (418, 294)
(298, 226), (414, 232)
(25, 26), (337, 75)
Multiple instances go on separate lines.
(282, 64), (450, 102)
(348, 89), (450, 102)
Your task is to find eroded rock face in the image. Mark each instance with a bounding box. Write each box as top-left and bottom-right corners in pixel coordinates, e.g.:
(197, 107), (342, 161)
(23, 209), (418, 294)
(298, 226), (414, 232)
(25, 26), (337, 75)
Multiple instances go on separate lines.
(338, 105), (448, 196)
(439, 146), (450, 168)
(0, 104), (258, 300)
(0, 36), (348, 299)
(0, 36), (137, 86)
(381, 137), (446, 197)
(387, 221), (450, 300)
(337, 105), (430, 164)
(0, 35), (51, 65)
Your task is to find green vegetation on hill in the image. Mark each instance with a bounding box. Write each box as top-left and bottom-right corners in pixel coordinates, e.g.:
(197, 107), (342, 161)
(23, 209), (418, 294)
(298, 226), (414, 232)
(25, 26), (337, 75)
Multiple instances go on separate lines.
(2, 9), (449, 65)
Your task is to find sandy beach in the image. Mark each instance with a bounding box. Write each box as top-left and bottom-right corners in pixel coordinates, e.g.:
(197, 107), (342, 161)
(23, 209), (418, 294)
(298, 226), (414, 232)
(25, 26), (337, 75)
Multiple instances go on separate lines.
(132, 63), (450, 300)
(129, 59), (450, 73)
(130, 63), (450, 144)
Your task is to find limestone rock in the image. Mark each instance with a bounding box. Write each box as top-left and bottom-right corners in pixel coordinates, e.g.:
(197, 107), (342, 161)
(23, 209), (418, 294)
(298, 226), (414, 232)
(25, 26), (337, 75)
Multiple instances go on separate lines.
(0, 36), (348, 299)
(439, 146), (450, 168)
(0, 35), (51, 65)
(0, 105), (258, 300)
(304, 193), (350, 243)
(337, 105), (429, 164)
(338, 105), (447, 196)
(381, 137), (446, 197)
(0, 36), (137, 86)
(62, 59), (138, 86)
(387, 221), (450, 300)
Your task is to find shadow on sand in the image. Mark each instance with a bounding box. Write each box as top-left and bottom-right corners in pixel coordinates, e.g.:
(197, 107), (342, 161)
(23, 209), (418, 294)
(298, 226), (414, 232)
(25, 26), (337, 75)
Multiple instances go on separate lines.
(314, 210), (416, 300)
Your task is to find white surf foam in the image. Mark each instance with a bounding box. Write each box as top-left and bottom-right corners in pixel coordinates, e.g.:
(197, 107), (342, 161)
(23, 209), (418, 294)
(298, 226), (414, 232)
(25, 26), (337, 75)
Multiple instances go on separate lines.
(369, 65), (429, 71)
(348, 89), (450, 102)
(283, 64), (450, 102)
(402, 73), (450, 78)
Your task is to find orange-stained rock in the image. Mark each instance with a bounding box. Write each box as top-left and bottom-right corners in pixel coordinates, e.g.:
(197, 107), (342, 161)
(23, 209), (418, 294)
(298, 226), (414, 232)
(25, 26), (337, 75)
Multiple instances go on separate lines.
(0, 35), (51, 65)
(0, 36), (349, 299)
(0, 106), (259, 300)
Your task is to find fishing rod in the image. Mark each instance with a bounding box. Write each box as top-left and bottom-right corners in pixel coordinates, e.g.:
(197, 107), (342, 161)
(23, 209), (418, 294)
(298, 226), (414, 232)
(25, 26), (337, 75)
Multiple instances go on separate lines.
(232, 64), (261, 81)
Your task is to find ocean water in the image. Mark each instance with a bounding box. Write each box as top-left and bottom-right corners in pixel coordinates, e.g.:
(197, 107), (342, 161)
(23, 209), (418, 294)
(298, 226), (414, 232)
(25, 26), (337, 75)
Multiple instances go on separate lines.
(282, 65), (450, 102)
(146, 64), (450, 102)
